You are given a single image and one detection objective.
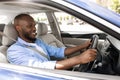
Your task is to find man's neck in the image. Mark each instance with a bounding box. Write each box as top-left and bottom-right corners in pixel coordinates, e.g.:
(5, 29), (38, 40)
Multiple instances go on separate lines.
(19, 37), (35, 43)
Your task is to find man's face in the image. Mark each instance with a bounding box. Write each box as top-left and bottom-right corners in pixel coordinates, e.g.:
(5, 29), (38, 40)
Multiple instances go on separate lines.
(17, 16), (37, 42)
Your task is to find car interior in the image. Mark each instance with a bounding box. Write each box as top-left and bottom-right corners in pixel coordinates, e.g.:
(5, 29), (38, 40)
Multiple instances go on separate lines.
(0, 1), (120, 77)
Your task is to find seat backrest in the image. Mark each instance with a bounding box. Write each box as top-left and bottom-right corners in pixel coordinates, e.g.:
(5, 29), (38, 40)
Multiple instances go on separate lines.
(0, 23), (18, 63)
(36, 23), (65, 47)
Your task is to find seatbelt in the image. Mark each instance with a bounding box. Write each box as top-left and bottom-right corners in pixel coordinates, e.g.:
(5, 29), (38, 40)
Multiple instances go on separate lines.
(0, 31), (49, 60)
(27, 46), (49, 60)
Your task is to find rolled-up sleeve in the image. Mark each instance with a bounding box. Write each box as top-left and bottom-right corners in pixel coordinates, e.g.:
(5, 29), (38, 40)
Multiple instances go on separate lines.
(40, 41), (66, 58)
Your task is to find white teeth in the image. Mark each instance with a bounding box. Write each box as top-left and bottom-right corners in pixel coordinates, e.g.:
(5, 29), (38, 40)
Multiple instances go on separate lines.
(32, 33), (36, 35)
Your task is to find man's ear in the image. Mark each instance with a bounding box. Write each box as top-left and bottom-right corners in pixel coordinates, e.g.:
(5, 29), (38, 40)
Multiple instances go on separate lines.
(15, 26), (20, 32)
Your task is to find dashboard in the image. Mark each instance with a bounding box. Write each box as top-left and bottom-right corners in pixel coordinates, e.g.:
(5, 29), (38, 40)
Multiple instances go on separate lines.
(96, 35), (120, 75)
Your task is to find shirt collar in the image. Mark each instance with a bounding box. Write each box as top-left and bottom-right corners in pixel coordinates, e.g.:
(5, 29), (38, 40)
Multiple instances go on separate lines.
(17, 37), (37, 47)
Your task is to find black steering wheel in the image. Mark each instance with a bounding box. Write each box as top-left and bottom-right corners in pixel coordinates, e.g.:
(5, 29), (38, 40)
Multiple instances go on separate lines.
(78, 35), (99, 72)
(89, 35), (99, 49)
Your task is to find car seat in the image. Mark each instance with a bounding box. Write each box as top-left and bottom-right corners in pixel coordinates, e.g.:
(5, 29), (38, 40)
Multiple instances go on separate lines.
(36, 22), (65, 47)
(0, 23), (17, 63)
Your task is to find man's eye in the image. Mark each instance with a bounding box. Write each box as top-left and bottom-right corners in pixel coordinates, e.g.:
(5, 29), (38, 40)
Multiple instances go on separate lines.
(27, 24), (32, 28)
(30, 25), (33, 27)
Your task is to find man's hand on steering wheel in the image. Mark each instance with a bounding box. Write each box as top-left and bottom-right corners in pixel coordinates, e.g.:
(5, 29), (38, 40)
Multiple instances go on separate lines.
(85, 35), (99, 71)
(77, 35), (99, 72)
(79, 49), (97, 64)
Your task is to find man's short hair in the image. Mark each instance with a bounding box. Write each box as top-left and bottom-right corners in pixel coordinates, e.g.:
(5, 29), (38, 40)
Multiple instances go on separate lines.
(14, 14), (32, 26)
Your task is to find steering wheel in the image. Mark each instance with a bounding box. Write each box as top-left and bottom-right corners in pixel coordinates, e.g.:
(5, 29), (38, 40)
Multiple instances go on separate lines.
(89, 35), (99, 49)
(78, 35), (99, 72)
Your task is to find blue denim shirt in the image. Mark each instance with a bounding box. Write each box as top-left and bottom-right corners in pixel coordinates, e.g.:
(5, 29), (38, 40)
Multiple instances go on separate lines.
(7, 38), (65, 69)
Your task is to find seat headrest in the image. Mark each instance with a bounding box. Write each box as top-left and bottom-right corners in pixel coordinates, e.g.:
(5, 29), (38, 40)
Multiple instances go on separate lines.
(37, 23), (48, 37)
(2, 23), (18, 46)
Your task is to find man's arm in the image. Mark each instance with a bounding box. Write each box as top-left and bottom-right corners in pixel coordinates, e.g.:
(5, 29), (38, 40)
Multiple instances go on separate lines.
(56, 49), (96, 70)
(64, 40), (91, 56)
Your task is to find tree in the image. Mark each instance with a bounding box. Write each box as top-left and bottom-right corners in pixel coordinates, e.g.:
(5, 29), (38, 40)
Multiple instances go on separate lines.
(95, 0), (120, 13)
(110, 0), (120, 13)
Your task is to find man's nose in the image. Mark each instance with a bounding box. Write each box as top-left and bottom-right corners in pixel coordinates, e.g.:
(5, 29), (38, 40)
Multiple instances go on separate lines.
(33, 26), (36, 31)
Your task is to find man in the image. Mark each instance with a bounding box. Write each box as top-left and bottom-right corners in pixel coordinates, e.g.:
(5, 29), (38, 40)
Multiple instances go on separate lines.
(7, 14), (97, 70)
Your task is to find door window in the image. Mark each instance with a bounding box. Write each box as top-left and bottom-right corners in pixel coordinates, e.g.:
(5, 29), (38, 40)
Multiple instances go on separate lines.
(54, 12), (102, 34)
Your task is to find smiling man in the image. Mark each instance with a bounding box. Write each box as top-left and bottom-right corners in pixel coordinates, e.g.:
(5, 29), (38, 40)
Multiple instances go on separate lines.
(7, 14), (96, 70)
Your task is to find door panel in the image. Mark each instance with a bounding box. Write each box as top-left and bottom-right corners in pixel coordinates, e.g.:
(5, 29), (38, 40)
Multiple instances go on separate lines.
(61, 33), (106, 47)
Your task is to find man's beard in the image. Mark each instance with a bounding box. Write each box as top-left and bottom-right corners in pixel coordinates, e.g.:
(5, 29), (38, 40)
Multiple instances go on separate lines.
(24, 34), (36, 43)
